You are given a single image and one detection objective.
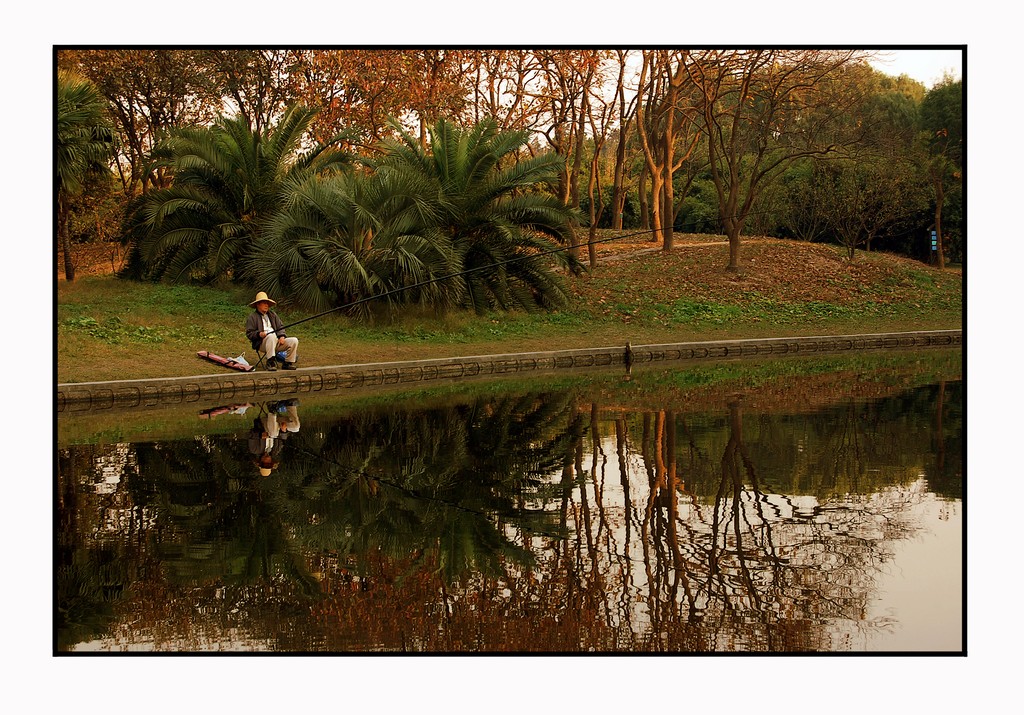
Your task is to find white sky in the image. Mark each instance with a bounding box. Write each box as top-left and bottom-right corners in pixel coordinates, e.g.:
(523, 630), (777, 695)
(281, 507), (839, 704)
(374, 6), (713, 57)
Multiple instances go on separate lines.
(868, 48), (964, 87)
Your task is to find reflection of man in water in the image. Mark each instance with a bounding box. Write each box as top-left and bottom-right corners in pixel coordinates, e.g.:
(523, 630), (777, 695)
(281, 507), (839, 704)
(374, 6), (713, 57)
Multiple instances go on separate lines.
(277, 401), (300, 436)
(248, 400), (300, 476)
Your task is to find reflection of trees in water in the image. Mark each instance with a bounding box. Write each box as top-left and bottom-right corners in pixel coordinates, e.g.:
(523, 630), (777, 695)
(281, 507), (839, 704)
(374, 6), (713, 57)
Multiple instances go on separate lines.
(57, 430), (329, 651)
(56, 380), (960, 652)
(57, 393), (589, 650)
(274, 391), (586, 583)
(301, 384), (957, 652)
(590, 390), (953, 651)
(475, 397), (925, 647)
(56, 443), (156, 649)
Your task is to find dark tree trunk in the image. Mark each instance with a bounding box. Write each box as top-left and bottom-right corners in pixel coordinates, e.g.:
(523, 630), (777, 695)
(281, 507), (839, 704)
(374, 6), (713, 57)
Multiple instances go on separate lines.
(638, 165), (650, 231)
(723, 216), (742, 272)
(58, 194), (75, 282)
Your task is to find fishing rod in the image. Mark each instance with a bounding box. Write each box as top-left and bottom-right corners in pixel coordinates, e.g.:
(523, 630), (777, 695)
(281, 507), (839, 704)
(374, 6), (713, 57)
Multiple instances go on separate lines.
(274, 227), (666, 333)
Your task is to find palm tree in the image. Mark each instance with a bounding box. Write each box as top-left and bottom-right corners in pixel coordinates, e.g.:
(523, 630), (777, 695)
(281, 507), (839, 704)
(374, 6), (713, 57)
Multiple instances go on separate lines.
(375, 118), (584, 313)
(57, 69), (114, 282)
(247, 170), (459, 314)
(124, 103), (353, 284)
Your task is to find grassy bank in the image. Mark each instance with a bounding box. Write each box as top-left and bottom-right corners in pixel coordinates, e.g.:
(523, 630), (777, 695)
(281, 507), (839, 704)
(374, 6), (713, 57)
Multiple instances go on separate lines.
(56, 235), (962, 384)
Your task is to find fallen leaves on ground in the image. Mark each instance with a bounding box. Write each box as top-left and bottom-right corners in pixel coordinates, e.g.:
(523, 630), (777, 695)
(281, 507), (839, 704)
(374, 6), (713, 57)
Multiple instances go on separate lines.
(573, 232), (961, 310)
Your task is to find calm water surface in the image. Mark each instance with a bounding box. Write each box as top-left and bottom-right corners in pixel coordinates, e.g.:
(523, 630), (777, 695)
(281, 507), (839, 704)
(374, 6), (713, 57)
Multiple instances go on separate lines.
(56, 354), (963, 653)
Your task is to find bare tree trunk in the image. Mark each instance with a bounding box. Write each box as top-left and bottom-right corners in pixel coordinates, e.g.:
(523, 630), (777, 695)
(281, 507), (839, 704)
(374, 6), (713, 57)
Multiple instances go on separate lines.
(569, 69), (592, 263)
(587, 150), (602, 268)
(662, 132), (674, 253)
(723, 214), (743, 272)
(610, 50), (635, 231)
(648, 171), (663, 245)
(638, 165), (650, 231)
(659, 62), (678, 253)
(728, 238), (741, 272)
(611, 139), (626, 229)
(611, 180), (627, 230)
(635, 51), (666, 245)
(58, 194), (75, 282)
(934, 183), (946, 270)
(571, 71), (590, 212)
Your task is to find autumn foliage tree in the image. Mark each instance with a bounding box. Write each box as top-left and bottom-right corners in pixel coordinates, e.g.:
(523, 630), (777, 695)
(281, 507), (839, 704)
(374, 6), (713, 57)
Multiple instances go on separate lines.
(635, 49), (705, 252)
(58, 47), (962, 291)
(57, 49), (221, 196)
(286, 50), (472, 148)
(198, 49), (297, 136)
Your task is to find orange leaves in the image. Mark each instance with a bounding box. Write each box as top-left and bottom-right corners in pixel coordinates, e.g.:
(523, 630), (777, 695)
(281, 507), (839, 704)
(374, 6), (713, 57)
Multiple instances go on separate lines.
(290, 49), (473, 143)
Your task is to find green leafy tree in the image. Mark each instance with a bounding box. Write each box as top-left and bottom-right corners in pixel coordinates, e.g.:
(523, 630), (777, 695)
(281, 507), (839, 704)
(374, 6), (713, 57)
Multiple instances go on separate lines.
(920, 77), (962, 269)
(779, 67), (926, 249)
(375, 117), (584, 313)
(778, 160), (836, 242)
(57, 69), (115, 282)
(818, 157), (929, 260)
(123, 104), (353, 284)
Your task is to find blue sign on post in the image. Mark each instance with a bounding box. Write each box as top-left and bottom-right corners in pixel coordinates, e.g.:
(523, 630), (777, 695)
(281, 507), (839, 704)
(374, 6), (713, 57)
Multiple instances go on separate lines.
(931, 230), (938, 251)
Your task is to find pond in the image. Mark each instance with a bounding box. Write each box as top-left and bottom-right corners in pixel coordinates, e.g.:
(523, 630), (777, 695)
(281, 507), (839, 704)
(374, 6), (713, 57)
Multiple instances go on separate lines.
(55, 349), (963, 653)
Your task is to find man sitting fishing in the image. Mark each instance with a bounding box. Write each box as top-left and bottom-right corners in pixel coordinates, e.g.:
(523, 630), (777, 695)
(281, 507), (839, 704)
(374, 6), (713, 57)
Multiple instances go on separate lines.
(245, 291), (299, 371)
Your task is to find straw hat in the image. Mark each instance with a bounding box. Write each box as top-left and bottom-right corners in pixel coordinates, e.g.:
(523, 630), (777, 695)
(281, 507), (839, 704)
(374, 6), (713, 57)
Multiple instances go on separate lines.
(248, 291), (277, 307)
(257, 454), (276, 477)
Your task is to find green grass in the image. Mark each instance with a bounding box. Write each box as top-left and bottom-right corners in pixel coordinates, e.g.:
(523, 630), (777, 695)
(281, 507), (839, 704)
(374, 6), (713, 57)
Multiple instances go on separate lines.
(57, 240), (962, 384)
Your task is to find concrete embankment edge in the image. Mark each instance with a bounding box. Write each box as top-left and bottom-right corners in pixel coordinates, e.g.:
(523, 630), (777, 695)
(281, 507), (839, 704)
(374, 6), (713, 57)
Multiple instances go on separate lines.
(57, 330), (962, 414)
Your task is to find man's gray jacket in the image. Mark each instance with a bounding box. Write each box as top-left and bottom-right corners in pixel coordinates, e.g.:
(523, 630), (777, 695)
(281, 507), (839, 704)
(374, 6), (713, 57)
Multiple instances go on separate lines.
(245, 310), (288, 351)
